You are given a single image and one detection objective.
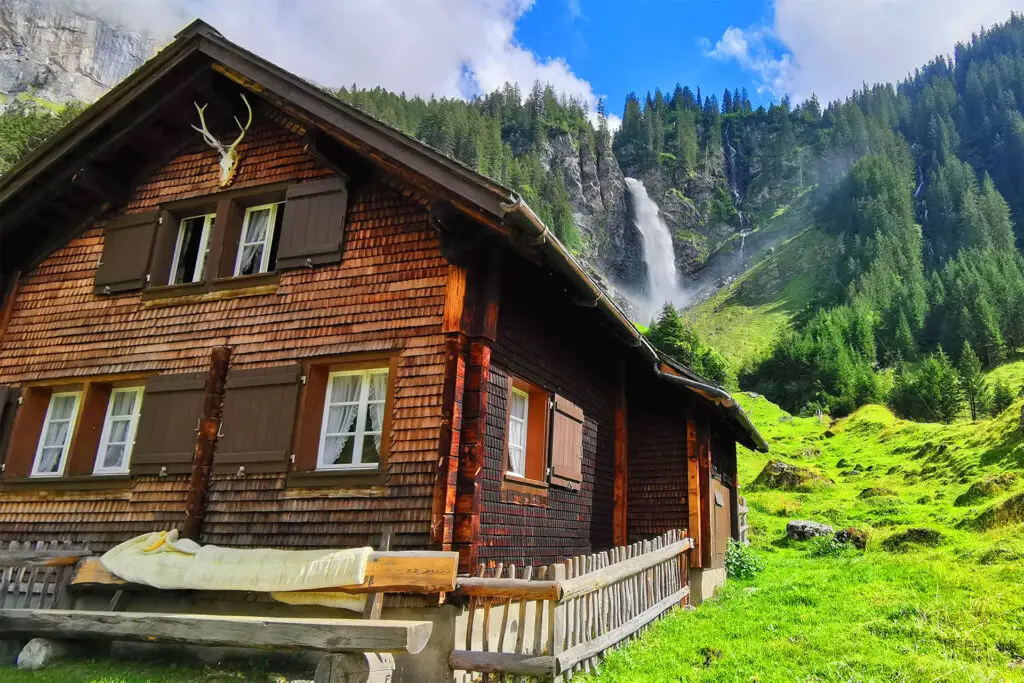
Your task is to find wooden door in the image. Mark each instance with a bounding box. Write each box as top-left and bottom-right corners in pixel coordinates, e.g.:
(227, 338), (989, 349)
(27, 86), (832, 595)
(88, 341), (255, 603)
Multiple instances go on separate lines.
(712, 480), (732, 569)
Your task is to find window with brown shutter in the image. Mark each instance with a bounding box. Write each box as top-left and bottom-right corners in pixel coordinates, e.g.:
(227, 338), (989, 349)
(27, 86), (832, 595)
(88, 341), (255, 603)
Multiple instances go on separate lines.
(94, 211), (159, 294)
(131, 373), (206, 475)
(550, 394), (584, 488)
(277, 177), (348, 269)
(216, 365), (302, 473)
(504, 377), (551, 486)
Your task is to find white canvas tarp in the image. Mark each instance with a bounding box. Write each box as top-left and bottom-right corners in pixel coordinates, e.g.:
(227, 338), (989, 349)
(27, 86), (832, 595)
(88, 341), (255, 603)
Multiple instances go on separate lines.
(101, 530), (372, 611)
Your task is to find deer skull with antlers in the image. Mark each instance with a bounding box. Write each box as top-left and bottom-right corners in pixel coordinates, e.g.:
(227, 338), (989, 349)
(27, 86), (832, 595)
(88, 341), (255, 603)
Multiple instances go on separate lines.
(191, 93), (253, 187)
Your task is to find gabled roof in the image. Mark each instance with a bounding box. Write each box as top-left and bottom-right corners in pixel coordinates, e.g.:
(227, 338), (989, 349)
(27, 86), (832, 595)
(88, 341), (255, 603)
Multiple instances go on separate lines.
(0, 19), (767, 452)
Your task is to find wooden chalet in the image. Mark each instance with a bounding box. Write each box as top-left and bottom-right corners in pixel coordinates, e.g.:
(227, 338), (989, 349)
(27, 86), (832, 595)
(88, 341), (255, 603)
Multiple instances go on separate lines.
(0, 21), (767, 583)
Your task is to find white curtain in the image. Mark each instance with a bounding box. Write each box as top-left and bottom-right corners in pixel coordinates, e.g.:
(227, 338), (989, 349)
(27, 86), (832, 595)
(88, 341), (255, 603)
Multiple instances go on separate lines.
(368, 372), (388, 453)
(508, 391), (527, 475)
(325, 375), (362, 464)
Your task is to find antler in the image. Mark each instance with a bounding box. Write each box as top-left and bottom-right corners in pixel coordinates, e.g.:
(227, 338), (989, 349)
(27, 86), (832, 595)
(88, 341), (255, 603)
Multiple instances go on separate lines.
(190, 102), (226, 153)
(226, 93), (253, 155)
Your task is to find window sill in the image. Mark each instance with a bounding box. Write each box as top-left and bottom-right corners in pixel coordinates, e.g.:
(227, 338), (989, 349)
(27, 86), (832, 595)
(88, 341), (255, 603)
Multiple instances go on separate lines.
(501, 474), (549, 507)
(286, 468), (386, 489)
(0, 474), (133, 494)
(141, 272), (280, 306)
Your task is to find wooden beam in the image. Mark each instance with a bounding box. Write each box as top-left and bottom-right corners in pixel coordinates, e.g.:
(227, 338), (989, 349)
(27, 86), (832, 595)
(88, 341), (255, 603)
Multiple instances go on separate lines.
(558, 538), (693, 601)
(0, 549), (89, 567)
(0, 609), (432, 654)
(613, 361), (628, 547)
(182, 346), (231, 541)
(698, 418), (713, 569)
(686, 416), (702, 569)
(450, 650), (556, 677)
(71, 551), (459, 595)
(453, 578), (562, 602)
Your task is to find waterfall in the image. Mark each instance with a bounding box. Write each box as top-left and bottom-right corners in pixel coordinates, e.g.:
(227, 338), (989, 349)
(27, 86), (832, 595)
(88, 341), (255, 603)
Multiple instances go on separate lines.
(724, 123), (745, 228)
(625, 177), (679, 317)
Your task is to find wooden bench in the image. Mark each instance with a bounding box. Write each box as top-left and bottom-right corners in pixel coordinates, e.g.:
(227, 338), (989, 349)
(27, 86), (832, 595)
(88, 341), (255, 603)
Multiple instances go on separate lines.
(0, 609), (432, 654)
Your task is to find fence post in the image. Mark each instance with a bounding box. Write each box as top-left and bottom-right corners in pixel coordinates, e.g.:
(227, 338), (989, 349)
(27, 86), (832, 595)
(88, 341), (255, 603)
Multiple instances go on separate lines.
(548, 563), (566, 682)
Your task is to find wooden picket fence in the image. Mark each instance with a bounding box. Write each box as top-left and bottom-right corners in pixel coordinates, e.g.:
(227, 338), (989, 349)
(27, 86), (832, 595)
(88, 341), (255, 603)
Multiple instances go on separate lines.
(737, 496), (750, 545)
(0, 540), (92, 609)
(451, 530), (693, 681)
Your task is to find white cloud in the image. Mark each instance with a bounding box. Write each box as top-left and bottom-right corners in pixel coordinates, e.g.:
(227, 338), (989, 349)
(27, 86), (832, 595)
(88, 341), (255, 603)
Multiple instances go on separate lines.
(706, 0), (1024, 103)
(72, 0), (607, 114)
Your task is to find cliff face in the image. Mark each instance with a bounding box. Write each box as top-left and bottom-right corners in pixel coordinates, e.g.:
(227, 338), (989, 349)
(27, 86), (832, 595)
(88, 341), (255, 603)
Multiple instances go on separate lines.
(538, 129), (644, 290)
(0, 0), (158, 104)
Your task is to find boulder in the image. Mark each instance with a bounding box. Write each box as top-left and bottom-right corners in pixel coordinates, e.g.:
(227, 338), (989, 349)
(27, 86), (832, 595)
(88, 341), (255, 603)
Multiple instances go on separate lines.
(836, 458), (849, 468)
(859, 487), (897, 499)
(882, 528), (943, 552)
(16, 638), (85, 670)
(954, 473), (1017, 507)
(752, 460), (832, 491)
(834, 527), (868, 550)
(786, 520), (834, 541)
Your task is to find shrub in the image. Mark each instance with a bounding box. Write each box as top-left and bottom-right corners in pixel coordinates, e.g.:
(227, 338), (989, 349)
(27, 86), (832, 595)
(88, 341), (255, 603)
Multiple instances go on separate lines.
(807, 535), (846, 557)
(725, 539), (764, 579)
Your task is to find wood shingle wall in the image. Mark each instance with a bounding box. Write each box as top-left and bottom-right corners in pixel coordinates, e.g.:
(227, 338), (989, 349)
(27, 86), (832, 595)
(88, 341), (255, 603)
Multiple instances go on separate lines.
(0, 117), (448, 551)
(480, 259), (617, 568)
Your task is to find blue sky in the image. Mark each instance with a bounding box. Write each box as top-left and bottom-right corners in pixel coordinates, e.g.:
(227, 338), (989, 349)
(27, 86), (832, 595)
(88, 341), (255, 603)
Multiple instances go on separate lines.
(514, 0), (779, 115)
(96, 0), (1024, 129)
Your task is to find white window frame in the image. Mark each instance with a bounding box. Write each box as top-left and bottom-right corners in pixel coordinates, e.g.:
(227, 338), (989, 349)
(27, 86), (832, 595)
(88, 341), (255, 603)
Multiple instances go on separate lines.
(168, 213), (215, 284)
(93, 387), (144, 475)
(316, 368), (389, 472)
(30, 391), (82, 478)
(233, 203), (281, 276)
(507, 387), (530, 477)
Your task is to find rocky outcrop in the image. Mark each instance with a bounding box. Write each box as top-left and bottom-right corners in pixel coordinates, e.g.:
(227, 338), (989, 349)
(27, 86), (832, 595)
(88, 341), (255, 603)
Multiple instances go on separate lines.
(966, 492), (1024, 530)
(751, 460), (832, 491)
(538, 128), (640, 290)
(786, 520), (833, 540)
(0, 0), (158, 104)
(954, 473), (1017, 507)
(882, 528), (943, 551)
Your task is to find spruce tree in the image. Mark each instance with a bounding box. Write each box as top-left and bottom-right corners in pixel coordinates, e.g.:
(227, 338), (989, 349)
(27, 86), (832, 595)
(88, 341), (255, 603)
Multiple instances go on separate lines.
(957, 341), (986, 420)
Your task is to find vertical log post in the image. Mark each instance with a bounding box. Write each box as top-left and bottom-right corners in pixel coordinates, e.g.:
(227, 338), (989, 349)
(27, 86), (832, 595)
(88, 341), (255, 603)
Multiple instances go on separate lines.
(686, 416), (702, 569)
(182, 346), (230, 541)
(697, 418), (713, 569)
(452, 246), (501, 574)
(613, 361), (628, 547)
(431, 265), (468, 551)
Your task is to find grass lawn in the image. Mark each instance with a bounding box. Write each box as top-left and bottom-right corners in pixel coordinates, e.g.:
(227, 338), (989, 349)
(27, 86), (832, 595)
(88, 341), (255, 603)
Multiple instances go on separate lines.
(588, 392), (1024, 681)
(0, 660), (300, 682)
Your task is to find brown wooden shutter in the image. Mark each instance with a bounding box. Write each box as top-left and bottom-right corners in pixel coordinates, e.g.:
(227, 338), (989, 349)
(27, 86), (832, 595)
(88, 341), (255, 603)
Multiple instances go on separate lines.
(550, 394), (584, 487)
(0, 387), (17, 472)
(147, 210), (179, 288)
(131, 373), (206, 475)
(94, 211), (159, 294)
(277, 177), (348, 269)
(216, 365), (302, 472)
(65, 382), (112, 476)
(292, 364), (329, 472)
(2, 387), (51, 478)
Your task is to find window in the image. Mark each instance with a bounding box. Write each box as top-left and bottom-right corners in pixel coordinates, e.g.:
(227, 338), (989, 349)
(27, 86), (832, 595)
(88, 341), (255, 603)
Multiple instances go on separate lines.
(507, 388), (529, 476)
(317, 368), (389, 470)
(234, 203), (284, 276)
(169, 214), (214, 284)
(505, 378), (551, 483)
(94, 387), (144, 474)
(31, 392), (81, 477)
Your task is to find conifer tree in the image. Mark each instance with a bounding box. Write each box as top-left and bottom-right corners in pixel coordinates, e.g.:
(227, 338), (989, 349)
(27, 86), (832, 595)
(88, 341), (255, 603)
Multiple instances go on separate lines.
(957, 340), (986, 420)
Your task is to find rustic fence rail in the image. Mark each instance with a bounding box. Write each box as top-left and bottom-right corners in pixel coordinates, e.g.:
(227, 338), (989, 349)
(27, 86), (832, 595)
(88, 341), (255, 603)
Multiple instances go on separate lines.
(737, 496), (750, 545)
(452, 530), (693, 682)
(0, 540), (92, 610)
